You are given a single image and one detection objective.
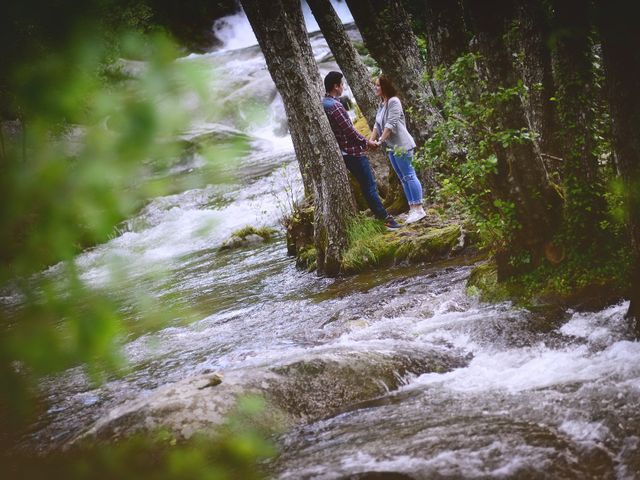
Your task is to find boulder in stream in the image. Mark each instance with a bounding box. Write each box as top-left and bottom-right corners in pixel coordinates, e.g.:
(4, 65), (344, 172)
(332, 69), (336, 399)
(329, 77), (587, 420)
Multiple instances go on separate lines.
(69, 344), (467, 445)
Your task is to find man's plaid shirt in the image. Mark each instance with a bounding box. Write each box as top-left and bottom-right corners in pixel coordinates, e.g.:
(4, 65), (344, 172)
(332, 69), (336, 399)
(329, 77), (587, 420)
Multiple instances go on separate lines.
(322, 95), (368, 156)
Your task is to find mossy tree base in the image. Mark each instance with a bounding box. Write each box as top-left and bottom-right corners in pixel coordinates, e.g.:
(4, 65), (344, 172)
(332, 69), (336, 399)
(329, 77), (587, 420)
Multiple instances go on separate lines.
(286, 206), (474, 275)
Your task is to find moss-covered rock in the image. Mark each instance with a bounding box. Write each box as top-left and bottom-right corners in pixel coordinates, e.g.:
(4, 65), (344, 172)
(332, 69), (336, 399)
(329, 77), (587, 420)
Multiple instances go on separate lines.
(296, 245), (317, 272)
(284, 201), (314, 257)
(219, 226), (278, 251)
(340, 217), (472, 274)
(286, 199), (478, 276)
(394, 224), (463, 263)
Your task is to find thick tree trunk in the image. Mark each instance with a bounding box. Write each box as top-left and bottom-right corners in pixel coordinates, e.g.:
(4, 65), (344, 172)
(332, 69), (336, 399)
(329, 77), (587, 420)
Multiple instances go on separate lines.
(551, 0), (607, 249)
(409, 0), (469, 116)
(514, 0), (562, 164)
(242, 0), (356, 276)
(594, 0), (640, 329)
(464, 0), (561, 278)
(307, 0), (389, 195)
(344, 0), (439, 147)
(419, 0), (469, 69)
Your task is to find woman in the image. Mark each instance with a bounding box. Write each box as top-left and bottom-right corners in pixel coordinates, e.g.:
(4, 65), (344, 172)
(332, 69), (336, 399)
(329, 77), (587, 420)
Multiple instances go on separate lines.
(370, 74), (426, 224)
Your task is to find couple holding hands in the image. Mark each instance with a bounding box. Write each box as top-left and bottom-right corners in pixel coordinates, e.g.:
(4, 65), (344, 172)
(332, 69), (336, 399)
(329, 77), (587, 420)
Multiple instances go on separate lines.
(322, 71), (426, 230)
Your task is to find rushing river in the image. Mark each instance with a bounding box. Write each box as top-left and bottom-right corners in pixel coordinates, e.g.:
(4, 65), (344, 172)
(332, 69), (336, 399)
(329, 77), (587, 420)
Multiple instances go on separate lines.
(23, 8), (640, 480)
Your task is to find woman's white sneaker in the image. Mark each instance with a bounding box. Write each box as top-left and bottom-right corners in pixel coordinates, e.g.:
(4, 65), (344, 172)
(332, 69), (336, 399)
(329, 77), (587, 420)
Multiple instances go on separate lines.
(405, 208), (426, 224)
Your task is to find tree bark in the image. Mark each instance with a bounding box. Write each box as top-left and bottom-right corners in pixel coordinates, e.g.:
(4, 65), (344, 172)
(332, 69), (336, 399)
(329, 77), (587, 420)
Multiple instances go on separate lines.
(513, 0), (562, 164)
(463, 0), (561, 278)
(344, 0), (439, 147)
(242, 0), (356, 276)
(594, 0), (640, 329)
(418, 0), (469, 69)
(307, 0), (389, 195)
(550, 0), (607, 249)
(408, 0), (469, 116)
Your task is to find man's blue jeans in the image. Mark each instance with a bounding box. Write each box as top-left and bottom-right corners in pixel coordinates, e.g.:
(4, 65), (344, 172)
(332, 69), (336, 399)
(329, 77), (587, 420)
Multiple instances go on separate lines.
(343, 154), (388, 220)
(388, 149), (423, 205)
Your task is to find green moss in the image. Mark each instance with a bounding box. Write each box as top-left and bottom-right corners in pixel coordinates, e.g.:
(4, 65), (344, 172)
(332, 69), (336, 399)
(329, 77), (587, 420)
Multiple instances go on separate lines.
(395, 225), (462, 263)
(352, 41), (370, 56)
(466, 262), (511, 302)
(341, 218), (469, 274)
(341, 216), (395, 273)
(296, 245), (317, 272)
(231, 226), (278, 241)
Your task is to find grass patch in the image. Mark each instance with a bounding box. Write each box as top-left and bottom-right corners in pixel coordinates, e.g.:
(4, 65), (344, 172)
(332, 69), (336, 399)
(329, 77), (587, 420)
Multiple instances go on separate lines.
(341, 215), (394, 273)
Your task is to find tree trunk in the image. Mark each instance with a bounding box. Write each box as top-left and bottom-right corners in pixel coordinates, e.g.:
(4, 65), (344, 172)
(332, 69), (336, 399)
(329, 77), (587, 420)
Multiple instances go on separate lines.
(594, 0), (640, 330)
(513, 0), (562, 164)
(344, 0), (439, 147)
(419, 0), (469, 69)
(307, 0), (389, 196)
(463, 0), (561, 278)
(550, 0), (607, 250)
(408, 0), (469, 118)
(242, 0), (356, 276)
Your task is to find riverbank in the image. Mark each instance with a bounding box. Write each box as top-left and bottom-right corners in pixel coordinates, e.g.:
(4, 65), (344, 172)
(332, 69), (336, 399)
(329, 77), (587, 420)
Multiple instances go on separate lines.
(280, 201), (631, 326)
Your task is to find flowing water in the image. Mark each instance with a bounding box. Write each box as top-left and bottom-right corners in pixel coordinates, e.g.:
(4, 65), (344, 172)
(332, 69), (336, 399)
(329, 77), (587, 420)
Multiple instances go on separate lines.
(21, 8), (640, 480)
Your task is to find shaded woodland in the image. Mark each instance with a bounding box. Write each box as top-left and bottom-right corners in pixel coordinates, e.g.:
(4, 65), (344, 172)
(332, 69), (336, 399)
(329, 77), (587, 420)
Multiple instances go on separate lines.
(242, 0), (640, 332)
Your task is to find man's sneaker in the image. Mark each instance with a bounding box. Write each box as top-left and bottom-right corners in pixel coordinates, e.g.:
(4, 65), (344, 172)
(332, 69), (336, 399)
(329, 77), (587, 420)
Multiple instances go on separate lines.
(405, 207), (427, 224)
(384, 215), (401, 231)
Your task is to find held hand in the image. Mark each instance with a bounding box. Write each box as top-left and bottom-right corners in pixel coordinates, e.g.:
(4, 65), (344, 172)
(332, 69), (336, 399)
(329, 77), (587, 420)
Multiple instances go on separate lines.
(367, 139), (379, 150)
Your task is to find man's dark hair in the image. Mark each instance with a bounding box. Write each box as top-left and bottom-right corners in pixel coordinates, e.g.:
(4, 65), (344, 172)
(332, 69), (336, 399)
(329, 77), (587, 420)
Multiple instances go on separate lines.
(324, 71), (343, 92)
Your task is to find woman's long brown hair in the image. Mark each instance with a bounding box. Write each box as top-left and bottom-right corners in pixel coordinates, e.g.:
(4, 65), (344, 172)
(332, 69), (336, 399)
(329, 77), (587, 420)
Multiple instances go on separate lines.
(378, 74), (397, 100)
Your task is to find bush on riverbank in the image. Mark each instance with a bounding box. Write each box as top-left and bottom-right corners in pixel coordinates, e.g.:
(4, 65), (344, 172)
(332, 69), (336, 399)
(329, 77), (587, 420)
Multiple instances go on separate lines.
(467, 244), (631, 311)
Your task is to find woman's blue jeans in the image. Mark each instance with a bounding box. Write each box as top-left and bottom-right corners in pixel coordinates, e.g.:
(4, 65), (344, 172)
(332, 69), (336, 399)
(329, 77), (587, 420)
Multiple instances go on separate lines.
(343, 154), (388, 220)
(388, 149), (423, 205)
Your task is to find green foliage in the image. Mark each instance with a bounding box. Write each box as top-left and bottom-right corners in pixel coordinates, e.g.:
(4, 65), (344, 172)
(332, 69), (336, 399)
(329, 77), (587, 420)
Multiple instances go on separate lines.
(416, 53), (527, 251)
(480, 245), (631, 307)
(351, 41), (370, 57)
(3, 395), (276, 479)
(297, 245), (318, 272)
(0, 24), (244, 433)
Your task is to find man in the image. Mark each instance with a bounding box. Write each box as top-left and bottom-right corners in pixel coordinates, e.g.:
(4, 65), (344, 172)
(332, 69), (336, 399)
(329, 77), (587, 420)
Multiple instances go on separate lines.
(322, 71), (400, 230)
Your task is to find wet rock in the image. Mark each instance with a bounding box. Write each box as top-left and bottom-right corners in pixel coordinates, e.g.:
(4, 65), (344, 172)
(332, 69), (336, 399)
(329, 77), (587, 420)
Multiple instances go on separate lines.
(265, 347), (465, 420)
(69, 345), (467, 446)
(218, 226), (278, 251)
(177, 122), (249, 155)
